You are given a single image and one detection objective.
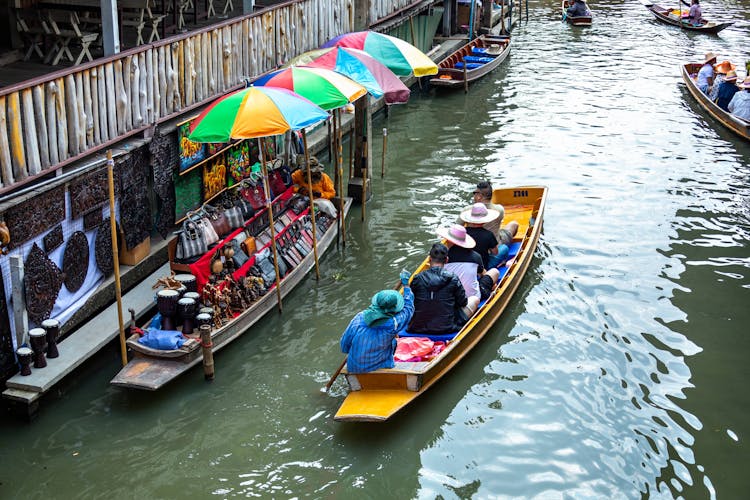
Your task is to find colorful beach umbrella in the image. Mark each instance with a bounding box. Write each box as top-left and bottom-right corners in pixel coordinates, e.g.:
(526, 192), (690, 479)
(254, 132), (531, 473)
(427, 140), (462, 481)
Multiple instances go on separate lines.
(253, 66), (367, 111)
(188, 86), (328, 143)
(287, 47), (410, 105)
(323, 31), (438, 78)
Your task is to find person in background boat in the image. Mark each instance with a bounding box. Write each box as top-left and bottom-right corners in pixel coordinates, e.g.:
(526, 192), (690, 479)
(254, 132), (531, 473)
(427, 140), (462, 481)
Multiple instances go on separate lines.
(686, 0), (703, 26)
(728, 77), (750, 121)
(461, 203), (501, 269)
(566, 0), (591, 18)
(340, 275), (415, 373)
(408, 243), (475, 334)
(291, 156), (336, 200)
(709, 61), (735, 102)
(697, 52), (717, 94)
(715, 70), (740, 112)
(441, 224), (499, 302)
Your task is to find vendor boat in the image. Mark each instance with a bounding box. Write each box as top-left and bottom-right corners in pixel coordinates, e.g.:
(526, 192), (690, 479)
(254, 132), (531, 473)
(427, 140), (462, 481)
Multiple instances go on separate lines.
(681, 62), (750, 141)
(562, 0), (593, 26)
(642, 2), (733, 33)
(111, 194), (352, 391)
(429, 34), (510, 89)
(334, 186), (547, 422)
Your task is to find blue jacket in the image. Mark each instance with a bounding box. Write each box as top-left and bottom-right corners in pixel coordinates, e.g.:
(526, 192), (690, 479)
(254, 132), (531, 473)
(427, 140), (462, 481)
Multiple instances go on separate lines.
(340, 288), (415, 373)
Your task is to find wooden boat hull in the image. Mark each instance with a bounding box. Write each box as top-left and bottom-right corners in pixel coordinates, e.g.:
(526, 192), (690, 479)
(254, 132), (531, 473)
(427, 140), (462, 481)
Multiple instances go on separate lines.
(429, 35), (510, 89)
(334, 187), (548, 422)
(111, 199), (352, 390)
(681, 63), (750, 142)
(644, 4), (733, 33)
(562, 0), (592, 26)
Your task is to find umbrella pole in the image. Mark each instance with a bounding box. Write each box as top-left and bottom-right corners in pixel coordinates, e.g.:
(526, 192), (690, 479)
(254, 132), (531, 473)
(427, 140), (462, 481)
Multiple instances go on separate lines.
(260, 138), (283, 313)
(336, 108), (345, 246)
(106, 150), (127, 368)
(301, 130), (320, 280)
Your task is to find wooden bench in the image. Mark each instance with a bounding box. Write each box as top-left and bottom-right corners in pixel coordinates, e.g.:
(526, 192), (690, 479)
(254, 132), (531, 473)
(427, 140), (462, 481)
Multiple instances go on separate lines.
(15, 10), (47, 61)
(120, 0), (166, 46)
(42, 9), (99, 65)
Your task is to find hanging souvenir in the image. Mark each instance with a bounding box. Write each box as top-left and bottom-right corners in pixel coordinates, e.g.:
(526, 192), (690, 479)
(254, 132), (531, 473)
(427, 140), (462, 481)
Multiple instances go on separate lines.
(43, 225), (64, 253)
(24, 243), (64, 325)
(203, 156), (227, 202)
(3, 185), (65, 249)
(83, 208), (103, 232)
(69, 168), (109, 219)
(226, 142), (251, 186)
(119, 147), (152, 250)
(1, 221), (11, 255)
(63, 231), (89, 293)
(95, 218), (115, 277)
(149, 132), (177, 238)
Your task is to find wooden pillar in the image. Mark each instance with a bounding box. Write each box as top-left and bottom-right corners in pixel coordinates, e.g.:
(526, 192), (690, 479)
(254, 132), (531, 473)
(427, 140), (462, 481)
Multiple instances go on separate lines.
(100, 0), (120, 56)
(354, 0), (370, 31)
(481, 0), (493, 30)
(9, 255), (28, 348)
(442, 0), (453, 36)
(347, 96), (372, 203)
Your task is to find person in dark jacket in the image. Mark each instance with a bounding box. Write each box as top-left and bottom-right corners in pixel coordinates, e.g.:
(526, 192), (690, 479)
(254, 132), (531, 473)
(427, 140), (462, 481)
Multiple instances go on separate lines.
(408, 243), (479, 334)
(715, 70), (740, 111)
(566, 0), (591, 18)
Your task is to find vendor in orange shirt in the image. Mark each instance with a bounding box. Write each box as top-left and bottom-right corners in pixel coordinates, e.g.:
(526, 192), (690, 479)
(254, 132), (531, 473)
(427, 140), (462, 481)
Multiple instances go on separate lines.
(291, 156), (336, 200)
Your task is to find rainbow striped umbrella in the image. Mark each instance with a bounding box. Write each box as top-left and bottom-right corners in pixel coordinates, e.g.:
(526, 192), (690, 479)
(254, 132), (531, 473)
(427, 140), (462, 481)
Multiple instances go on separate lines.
(323, 31), (438, 77)
(253, 66), (367, 111)
(286, 47), (410, 105)
(188, 86), (328, 143)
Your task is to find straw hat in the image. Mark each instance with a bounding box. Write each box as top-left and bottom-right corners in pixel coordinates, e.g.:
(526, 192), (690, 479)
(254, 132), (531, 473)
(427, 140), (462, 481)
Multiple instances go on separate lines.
(460, 203), (500, 224)
(713, 60), (736, 74)
(436, 224), (476, 248)
(739, 77), (750, 90)
(724, 70), (738, 82)
(703, 52), (718, 64)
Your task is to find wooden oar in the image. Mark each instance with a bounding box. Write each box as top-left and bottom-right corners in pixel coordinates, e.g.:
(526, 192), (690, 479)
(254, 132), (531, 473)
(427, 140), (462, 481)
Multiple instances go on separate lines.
(321, 357), (347, 393)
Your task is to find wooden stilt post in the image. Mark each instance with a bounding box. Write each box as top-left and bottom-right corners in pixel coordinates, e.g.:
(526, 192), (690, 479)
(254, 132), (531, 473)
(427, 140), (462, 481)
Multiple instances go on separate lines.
(336, 109), (345, 246)
(9, 256), (28, 348)
(381, 127), (387, 178)
(259, 138), (283, 313)
(348, 130), (354, 179)
(106, 150), (127, 367)
(301, 129), (320, 280)
(332, 111), (339, 201)
(463, 61), (469, 93)
(200, 324), (214, 381)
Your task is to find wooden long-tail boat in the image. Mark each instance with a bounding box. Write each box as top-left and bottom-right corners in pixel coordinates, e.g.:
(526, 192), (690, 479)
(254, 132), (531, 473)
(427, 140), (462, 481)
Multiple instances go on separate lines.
(681, 63), (750, 142)
(562, 0), (593, 26)
(334, 186), (547, 422)
(111, 198), (352, 391)
(429, 34), (510, 89)
(642, 2), (733, 33)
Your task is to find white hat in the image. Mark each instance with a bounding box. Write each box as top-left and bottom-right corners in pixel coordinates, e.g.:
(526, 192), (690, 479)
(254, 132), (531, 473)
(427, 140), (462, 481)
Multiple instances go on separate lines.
(460, 203), (500, 224)
(436, 224), (476, 248)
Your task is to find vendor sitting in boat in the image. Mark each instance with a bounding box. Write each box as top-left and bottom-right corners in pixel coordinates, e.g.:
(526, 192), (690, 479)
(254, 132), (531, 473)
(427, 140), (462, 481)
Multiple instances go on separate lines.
(291, 156), (335, 200)
(685, 0), (703, 26)
(408, 242), (473, 335)
(709, 61), (736, 102)
(566, 0), (591, 17)
(340, 278), (414, 373)
(728, 77), (750, 121)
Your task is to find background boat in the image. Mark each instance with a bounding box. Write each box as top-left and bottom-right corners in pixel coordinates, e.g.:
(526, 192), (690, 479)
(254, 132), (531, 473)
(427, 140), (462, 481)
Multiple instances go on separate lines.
(681, 63), (750, 141)
(429, 34), (511, 89)
(642, 2), (733, 33)
(562, 0), (593, 26)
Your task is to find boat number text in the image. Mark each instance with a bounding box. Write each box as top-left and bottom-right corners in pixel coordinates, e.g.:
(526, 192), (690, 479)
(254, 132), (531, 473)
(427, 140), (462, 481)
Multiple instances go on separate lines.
(513, 190), (528, 197)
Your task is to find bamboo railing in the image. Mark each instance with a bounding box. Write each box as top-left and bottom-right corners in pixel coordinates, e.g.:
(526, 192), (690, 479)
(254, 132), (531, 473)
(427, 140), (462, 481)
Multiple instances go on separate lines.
(370, 0), (422, 23)
(0, 0), (354, 195)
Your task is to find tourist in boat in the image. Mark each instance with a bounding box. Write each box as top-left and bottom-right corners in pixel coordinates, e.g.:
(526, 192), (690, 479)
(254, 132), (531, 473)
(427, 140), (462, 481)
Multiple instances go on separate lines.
(408, 243), (475, 334)
(440, 224), (499, 302)
(715, 70), (740, 111)
(340, 277), (415, 373)
(461, 181), (505, 236)
(461, 203), (501, 269)
(728, 77), (750, 121)
(697, 52), (717, 94)
(291, 156), (336, 200)
(566, 0), (591, 18)
(685, 0), (703, 26)
(709, 61), (734, 102)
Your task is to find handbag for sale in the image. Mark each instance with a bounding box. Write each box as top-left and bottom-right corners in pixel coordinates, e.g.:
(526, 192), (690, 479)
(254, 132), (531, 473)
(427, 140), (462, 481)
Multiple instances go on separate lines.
(175, 218), (208, 260)
(240, 180), (266, 211)
(194, 215), (219, 246)
(224, 205), (244, 230)
(230, 236), (249, 267)
(241, 234), (256, 255)
(268, 162), (292, 198)
(203, 205), (231, 238)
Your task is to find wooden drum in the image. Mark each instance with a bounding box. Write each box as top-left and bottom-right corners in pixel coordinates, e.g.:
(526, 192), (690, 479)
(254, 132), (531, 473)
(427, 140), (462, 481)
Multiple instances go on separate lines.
(16, 347), (33, 376)
(174, 274), (198, 293)
(157, 289), (180, 330)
